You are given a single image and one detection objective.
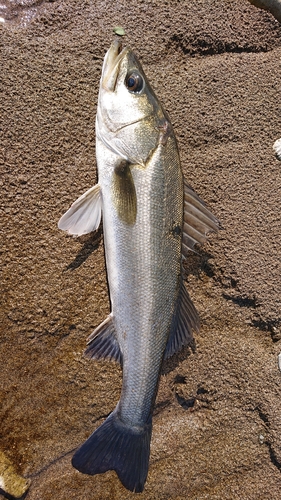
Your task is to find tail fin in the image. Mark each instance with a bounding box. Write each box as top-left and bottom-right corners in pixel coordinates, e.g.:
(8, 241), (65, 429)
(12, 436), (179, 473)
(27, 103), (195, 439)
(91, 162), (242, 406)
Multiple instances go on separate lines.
(72, 410), (152, 493)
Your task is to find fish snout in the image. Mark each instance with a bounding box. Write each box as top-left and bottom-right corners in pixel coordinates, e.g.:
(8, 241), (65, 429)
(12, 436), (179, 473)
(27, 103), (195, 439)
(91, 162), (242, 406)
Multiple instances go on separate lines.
(102, 40), (127, 92)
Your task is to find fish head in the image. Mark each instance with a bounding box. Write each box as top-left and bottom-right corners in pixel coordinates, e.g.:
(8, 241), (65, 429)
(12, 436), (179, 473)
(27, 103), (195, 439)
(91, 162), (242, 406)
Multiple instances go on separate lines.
(96, 40), (169, 166)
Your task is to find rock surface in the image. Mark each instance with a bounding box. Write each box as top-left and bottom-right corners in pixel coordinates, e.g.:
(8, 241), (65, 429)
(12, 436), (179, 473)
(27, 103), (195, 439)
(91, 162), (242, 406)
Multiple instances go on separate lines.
(1, 0), (281, 498)
(0, 451), (31, 498)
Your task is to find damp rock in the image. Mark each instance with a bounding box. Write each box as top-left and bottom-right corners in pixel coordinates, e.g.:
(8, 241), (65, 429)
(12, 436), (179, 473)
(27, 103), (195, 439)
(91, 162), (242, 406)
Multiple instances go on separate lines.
(0, 451), (31, 499)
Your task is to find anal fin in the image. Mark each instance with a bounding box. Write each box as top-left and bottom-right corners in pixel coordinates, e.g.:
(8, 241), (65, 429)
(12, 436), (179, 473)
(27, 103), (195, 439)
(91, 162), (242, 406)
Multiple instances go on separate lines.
(164, 278), (200, 359)
(58, 183), (102, 237)
(84, 314), (122, 364)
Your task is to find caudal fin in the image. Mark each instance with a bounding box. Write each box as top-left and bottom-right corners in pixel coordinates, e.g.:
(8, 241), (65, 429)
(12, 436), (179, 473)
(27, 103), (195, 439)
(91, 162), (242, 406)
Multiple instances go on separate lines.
(72, 410), (152, 493)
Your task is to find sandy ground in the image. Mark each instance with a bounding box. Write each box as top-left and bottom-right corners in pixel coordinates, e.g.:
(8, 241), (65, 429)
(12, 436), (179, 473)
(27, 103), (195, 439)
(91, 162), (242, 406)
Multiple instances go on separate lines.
(1, 0), (281, 498)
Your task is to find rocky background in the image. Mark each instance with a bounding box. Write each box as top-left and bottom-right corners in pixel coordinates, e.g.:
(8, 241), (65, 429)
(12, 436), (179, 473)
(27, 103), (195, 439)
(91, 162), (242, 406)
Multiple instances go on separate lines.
(1, 0), (281, 498)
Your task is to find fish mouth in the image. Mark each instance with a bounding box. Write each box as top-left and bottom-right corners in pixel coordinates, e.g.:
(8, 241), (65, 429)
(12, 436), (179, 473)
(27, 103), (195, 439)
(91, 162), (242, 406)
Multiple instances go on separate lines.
(102, 40), (129, 92)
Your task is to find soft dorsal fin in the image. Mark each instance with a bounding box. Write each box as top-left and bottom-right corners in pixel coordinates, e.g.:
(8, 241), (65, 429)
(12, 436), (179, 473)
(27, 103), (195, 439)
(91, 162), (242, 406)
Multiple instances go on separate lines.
(182, 183), (219, 257)
(164, 278), (200, 359)
(84, 314), (122, 364)
(58, 183), (102, 237)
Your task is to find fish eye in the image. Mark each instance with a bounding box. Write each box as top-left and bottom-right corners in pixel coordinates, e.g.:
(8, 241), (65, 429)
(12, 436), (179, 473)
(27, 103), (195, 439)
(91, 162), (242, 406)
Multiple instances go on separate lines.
(125, 72), (144, 93)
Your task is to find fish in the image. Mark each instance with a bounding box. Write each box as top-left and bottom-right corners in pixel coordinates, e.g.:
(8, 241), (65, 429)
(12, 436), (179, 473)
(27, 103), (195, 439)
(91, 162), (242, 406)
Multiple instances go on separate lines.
(58, 40), (219, 493)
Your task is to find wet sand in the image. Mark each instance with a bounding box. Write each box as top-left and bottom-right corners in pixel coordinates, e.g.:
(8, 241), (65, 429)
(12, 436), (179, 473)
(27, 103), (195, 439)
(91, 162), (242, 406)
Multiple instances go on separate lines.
(1, 0), (281, 498)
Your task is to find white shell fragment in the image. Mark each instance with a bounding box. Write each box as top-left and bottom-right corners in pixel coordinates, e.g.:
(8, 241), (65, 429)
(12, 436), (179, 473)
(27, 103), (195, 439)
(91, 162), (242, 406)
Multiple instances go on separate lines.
(259, 434), (265, 445)
(273, 138), (281, 160)
(0, 451), (31, 498)
(278, 352), (281, 372)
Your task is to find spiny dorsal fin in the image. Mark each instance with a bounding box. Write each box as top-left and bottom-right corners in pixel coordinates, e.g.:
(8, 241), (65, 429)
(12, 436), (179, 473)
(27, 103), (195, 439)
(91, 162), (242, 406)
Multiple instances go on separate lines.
(182, 183), (219, 257)
(164, 278), (200, 359)
(84, 314), (122, 364)
(58, 183), (102, 237)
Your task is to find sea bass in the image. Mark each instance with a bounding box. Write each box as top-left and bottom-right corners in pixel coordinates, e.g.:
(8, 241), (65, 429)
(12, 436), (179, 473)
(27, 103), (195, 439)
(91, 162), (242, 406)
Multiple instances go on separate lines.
(58, 40), (218, 493)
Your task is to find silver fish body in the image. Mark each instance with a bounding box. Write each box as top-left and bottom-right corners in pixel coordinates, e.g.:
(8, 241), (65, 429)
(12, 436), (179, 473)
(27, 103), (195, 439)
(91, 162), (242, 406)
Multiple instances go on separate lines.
(97, 133), (182, 425)
(58, 40), (218, 492)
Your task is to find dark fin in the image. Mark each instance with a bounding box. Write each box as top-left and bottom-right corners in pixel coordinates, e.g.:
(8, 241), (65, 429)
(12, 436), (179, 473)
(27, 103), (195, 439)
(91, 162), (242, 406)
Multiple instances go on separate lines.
(58, 184), (102, 237)
(164, 278), (200, 359)
(72, 410), (152, 493)
(84, 314), (122, 364)
(112, 161), (137, 225)
(182, 183), (219, 256)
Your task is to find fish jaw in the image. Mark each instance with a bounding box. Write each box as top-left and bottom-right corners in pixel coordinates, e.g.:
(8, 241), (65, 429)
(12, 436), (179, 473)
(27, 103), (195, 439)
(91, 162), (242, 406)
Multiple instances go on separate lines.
(101, 39), (129, 92)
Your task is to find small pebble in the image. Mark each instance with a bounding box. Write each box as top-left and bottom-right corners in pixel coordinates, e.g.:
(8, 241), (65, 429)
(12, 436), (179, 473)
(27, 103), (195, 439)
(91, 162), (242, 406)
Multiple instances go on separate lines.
(259, 434), (265, 445)
(113, 26), (126, 36)
(278, 352), (281, 372)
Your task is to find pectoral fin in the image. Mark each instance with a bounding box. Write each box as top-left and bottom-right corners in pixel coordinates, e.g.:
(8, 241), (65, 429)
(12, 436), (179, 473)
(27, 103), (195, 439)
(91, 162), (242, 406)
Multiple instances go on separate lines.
(182, 183), (219, 256)
(58, 184), (102, 237)
(112, 161), (137, 225)
(164, 278), (200, 359)
(84, 314), (122, 364)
